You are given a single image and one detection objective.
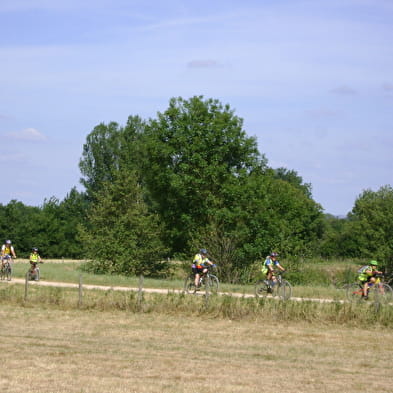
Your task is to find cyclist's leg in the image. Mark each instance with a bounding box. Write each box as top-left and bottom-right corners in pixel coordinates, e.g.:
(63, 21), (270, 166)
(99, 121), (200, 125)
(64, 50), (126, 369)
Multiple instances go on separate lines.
(363, 281), (369, 297)
(4, 256), (12, 272)
(266, 269), (274, 284)
(33, 263), (39, 280)
(270, 272), (279, 288)
(261, 267), (269, 283)
(375, 278), (384, 294)
(194, 266), (202, 287)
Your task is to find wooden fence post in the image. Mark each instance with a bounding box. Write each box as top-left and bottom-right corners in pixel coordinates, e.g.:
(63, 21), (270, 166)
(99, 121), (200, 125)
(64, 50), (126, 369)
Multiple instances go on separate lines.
(204, 275), (210, 308)
(78, 274), (83, 307)
(137, 274), (144, 307)
(24, 271), (29, 301)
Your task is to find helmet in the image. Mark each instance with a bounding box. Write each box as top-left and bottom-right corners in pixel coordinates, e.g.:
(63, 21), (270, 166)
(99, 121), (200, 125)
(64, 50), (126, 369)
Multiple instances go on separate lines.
(270, 252), (279, 257)
(200, 248), (208, 255)
(32, 247), (38, 252)
(5, 240), (11, 244)
(370, 260), (378, 266)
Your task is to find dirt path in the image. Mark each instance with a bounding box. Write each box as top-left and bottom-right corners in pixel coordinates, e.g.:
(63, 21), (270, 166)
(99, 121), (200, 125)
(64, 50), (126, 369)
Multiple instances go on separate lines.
(3, 277), (344, 304)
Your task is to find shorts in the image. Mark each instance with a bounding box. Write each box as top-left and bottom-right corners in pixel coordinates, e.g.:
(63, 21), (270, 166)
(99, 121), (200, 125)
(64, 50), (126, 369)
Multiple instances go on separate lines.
(192, 265), (204, 274)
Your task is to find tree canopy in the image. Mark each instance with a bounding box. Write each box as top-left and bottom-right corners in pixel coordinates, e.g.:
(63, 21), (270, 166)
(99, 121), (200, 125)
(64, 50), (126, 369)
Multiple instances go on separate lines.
(77, 96), (324, 278)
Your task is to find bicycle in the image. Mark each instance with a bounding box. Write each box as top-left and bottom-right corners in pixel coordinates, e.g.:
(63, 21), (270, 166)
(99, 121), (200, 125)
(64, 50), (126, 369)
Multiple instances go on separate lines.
(27, 262), (43, 281)
(383, 271), (393, 287)
(346, 276), (393, 304)
(255, 271), (292, 300)
(0, 256), (12, 281)
(184, 265), (219, 294)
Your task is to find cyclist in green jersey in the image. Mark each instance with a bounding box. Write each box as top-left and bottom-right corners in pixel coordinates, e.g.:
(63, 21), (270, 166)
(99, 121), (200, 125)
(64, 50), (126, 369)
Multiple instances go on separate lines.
(358, 260), (383, 299)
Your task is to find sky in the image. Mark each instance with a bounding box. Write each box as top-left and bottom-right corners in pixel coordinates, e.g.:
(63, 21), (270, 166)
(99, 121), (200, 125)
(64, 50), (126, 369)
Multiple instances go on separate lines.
(0, 0), (392, 216)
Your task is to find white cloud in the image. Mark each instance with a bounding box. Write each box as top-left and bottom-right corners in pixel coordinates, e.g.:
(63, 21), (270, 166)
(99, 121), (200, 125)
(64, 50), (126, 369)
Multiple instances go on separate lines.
(330, 86), (358, 95)
(187, 59), (221, 68)
(5, 128), (47, 141)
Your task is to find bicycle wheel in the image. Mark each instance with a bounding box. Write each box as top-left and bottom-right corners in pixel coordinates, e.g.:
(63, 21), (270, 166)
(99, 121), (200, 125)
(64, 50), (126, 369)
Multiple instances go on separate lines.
(277, 280), (292, 300)
(346, 283), (363, 303)
(5, 263), (12, 281)
(255, 280), (270, 298)
(372, 283), (393, 305)
(184, 275), (197, 294)
(206, 274), (219, 294)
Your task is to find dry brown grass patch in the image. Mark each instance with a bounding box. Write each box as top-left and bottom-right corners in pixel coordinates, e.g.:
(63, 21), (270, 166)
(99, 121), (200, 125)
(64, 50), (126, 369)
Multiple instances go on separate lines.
(0, 305), (392, 393)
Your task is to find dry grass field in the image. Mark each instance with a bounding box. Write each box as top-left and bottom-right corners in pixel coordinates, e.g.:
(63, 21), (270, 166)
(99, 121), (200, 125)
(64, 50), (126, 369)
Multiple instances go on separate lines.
(1, 303), (392, 393)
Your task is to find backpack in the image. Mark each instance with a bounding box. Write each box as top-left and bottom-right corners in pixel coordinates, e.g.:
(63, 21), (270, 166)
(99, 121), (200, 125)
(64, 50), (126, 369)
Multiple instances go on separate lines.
(357, 265), (369, 274)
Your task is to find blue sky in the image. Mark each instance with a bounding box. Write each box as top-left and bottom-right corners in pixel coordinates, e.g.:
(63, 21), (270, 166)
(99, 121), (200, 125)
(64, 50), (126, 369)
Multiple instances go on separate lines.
(1, 0), (392, 216)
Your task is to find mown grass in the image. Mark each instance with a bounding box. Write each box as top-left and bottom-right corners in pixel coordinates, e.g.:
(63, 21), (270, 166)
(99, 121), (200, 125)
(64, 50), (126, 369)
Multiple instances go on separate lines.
(2, 261), (393, 393)
(1, 303), (392, 393)
(3, 258), (392, 393)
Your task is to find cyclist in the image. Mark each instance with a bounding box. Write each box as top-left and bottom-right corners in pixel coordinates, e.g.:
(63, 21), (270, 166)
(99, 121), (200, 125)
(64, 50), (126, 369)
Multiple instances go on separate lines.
(358, 260), (383, 300)
(29, 247), (43, 280)
(1, 239), (17, 268)
(192, 248), (215, 289)
(262, 252), (286, 292)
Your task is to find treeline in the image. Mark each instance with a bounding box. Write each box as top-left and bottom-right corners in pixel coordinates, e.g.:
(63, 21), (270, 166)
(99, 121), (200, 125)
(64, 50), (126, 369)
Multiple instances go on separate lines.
(1, 96), (392, 280)
(0, 189), (87, 259)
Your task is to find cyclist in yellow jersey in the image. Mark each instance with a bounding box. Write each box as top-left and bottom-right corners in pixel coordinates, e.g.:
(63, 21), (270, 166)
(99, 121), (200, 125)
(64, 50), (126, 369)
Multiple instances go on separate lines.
(29, 247), (43, 280)
(192, 248), (215, 289)
(1, 239), (17, 268)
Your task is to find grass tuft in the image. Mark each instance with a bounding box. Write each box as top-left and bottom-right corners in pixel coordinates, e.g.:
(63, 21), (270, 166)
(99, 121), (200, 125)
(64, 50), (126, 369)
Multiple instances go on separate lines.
(1, 284), (392, 327)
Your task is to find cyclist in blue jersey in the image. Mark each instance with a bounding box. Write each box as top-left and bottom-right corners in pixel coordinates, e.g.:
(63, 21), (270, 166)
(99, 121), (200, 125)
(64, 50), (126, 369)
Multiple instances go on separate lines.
(261, 252), (286, 291)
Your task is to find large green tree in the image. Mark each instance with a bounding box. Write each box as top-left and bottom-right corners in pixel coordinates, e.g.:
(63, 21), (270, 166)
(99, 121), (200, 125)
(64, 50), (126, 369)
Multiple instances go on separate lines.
(141, 96), (267, 253)
(193, 168), (323, 282)
(77, 96), (324, 281)
(344, 185), (393, 268)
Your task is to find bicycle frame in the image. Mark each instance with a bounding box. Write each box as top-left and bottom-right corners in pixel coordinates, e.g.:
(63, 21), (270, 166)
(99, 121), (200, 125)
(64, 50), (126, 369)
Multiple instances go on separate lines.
(346, 279), (393, 304)
(255, 271), (292, 300)
(184, 266), (219, 294)
(0, 258), (12, 280)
